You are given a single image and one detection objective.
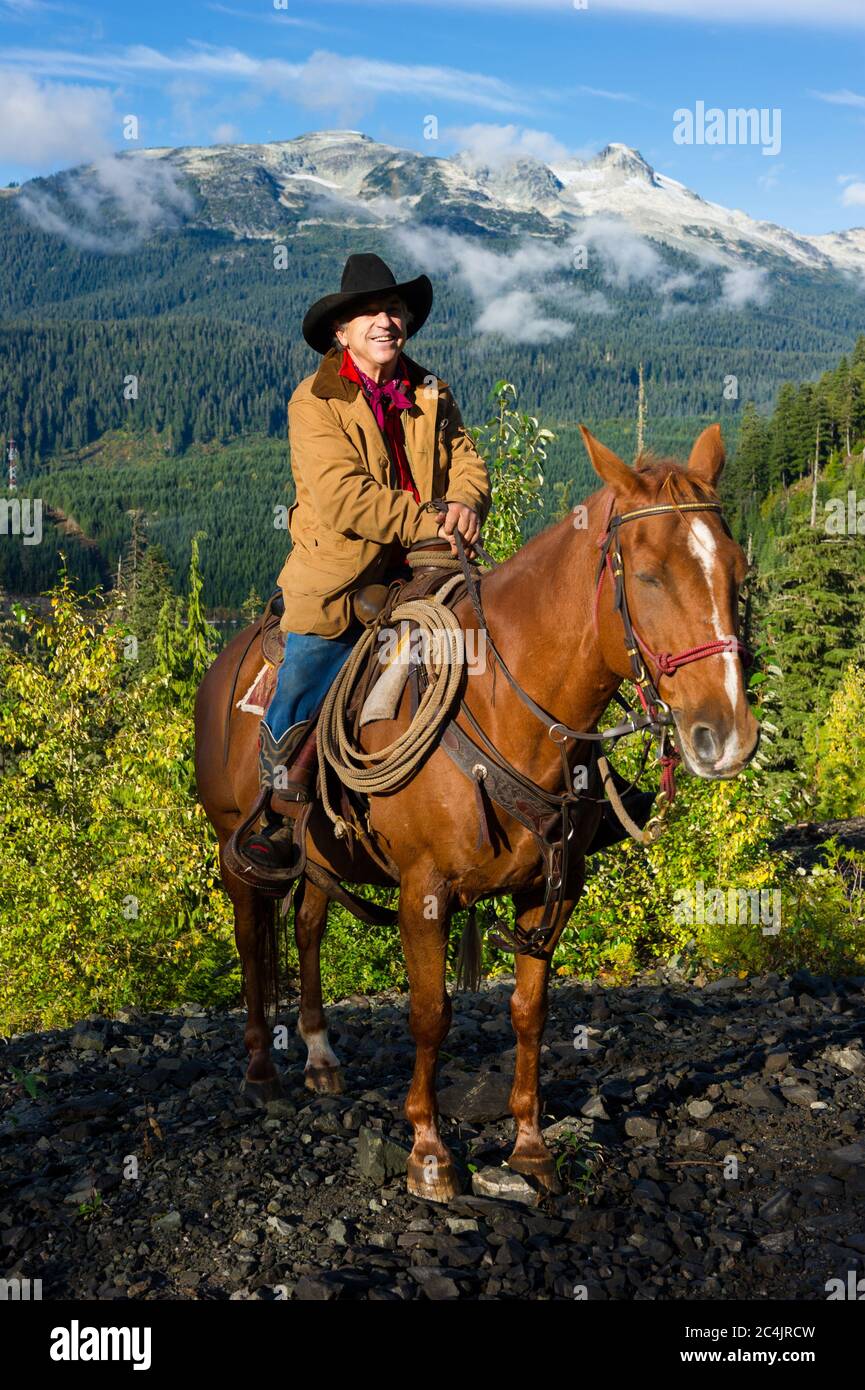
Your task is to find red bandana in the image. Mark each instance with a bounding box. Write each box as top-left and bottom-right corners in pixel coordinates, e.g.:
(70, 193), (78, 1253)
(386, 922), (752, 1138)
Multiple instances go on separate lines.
(339, 349), (420, 503)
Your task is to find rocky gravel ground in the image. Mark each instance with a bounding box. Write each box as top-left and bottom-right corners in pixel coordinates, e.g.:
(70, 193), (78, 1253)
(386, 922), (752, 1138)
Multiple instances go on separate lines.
(2, 969), (865, 1302)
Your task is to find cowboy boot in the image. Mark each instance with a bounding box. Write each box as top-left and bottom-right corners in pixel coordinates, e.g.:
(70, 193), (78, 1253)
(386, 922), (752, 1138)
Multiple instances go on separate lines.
(243, 719), (319, 872)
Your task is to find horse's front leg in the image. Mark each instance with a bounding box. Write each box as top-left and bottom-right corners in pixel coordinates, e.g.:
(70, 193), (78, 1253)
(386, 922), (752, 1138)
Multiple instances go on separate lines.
(399, 875), (460, 1202)
(506, 886), (580, 1191)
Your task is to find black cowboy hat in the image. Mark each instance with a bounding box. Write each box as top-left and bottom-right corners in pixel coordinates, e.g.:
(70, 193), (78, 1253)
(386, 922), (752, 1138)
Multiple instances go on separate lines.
(302, 252), (433, 355)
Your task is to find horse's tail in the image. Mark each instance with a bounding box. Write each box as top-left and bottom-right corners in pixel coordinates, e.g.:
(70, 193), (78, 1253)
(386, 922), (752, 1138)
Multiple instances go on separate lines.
(454, 905), (484, 993)
(242, 881), (299, 1027)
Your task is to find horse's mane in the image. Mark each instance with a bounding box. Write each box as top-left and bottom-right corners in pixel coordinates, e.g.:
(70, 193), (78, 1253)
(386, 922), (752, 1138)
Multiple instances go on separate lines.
(632, 452), (720, 506)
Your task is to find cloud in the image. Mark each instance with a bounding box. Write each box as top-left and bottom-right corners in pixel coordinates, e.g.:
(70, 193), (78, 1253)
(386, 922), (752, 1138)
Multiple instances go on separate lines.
(393, 224), (591, 342)
(206, 1), (332, 28)
(811, 88), (865, 108)
(718, 263), (770, 308)
(475, 291), (573, 342)
(394, 209), (772, 337)
(279, 0), (865, 23)
(0, 70), (113, 167)
(445, 123), (573, 169)
(212, 122), (241, 144)
(758, 161), (783, 190)
(579, 217), (696, 294)
(0, 0), (68, 14)
(841, 182), (865, 207)
(574, 85), (637, 103)
(1, 43), (531, 117)
(18, 154), (196, 251)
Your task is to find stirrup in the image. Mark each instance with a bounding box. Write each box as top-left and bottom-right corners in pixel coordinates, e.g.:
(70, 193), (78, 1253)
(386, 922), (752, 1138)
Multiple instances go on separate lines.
(223, 793), (313, 889)
(246, 795), (312, 872)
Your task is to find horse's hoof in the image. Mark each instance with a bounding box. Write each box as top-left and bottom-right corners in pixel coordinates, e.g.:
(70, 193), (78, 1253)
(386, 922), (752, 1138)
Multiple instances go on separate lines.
(406, 1155), (462, 1203)
(507, 1151), (563, 1195)
(304, 1065), (343, 1095)
(241, 1074), (283, 1105)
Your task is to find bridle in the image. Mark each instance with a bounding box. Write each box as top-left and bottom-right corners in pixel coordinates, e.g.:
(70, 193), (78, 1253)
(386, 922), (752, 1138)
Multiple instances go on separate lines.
(427, 492), (754, 957)
(593, 496), (752, 798)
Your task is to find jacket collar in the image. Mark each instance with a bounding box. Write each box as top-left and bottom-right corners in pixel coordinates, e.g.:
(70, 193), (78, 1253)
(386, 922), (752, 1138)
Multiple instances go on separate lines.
(310, 346), (448, 404)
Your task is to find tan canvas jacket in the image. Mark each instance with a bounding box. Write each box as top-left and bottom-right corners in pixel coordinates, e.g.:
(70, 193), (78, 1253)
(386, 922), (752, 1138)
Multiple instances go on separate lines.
(277, 347), (492, 636)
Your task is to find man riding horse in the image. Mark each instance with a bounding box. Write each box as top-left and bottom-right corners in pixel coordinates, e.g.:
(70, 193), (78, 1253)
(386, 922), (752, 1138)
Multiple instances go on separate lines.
(243, 252), (492, 869)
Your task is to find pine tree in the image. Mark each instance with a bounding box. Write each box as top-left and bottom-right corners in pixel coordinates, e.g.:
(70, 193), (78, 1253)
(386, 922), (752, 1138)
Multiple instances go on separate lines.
(757, 515), (863, 769)
(241, 585), (264, 626)
(767, 383), (800, 490)
(127, 544), (174, 672)
(154, 534), (219, 712)
(725, 400), (769, 532)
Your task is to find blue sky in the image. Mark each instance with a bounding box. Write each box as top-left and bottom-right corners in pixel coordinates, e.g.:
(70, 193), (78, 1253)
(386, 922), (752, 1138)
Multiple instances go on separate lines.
(2, 0), (865, 234)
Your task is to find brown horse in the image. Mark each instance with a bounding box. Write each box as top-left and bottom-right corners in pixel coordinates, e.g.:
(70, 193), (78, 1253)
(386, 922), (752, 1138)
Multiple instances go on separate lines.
(194, 424), (758, 1202)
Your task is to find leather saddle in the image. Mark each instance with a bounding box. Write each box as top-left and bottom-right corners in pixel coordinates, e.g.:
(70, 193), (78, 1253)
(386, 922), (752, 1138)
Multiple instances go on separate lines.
(260, 540), (465, 677)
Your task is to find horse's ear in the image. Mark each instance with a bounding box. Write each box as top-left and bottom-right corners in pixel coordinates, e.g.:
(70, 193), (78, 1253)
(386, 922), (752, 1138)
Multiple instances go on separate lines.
(687, 424), (725, 485)
(579, 425), (633, 493)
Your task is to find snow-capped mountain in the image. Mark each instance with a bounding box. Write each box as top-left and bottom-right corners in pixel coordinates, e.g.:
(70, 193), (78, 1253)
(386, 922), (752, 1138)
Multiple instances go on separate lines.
(16, 129), (865, 277)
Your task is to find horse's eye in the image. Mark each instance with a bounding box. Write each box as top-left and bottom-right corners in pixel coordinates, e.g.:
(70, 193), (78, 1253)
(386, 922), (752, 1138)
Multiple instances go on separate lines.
(636, 572), (661, 587)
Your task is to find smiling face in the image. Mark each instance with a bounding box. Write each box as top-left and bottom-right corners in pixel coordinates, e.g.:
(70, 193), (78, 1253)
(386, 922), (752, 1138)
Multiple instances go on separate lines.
(581, 423), (760, 781)
(333, 293), (408, 381)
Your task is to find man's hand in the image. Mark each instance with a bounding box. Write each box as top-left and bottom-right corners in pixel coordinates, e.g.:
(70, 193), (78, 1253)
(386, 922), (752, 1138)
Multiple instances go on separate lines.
(436, 501), (481, 558)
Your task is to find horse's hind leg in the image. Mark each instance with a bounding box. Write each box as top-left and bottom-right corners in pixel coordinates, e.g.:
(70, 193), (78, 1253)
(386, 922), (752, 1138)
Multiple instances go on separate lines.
(293, 878), (343, 1094)
(506, 891), (578, 1193)
(221, 853), (282, 1099)
(400, 876), (460, 1203)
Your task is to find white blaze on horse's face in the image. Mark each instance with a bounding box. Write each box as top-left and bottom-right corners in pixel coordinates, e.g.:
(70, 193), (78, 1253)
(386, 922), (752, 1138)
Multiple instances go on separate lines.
(687, 518), (741, 719)
(674, 514), (758, 778)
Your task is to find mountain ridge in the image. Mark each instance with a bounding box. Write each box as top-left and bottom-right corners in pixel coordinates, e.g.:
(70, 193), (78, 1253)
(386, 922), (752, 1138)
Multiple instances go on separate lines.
(15, 129), (864, 277)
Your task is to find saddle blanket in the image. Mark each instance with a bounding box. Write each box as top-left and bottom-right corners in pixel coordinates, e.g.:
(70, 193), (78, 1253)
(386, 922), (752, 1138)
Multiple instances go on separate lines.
(236, 620), (414, 725)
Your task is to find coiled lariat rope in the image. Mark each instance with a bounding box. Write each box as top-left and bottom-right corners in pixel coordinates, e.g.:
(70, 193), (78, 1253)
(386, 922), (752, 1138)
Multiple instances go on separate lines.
(316, 572), (468, 839)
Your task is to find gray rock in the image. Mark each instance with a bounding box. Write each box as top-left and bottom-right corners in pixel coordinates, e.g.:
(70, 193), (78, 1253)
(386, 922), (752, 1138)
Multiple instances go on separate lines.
(446, 1217), (479, 1234)
(409, 1268), (460, 1300)
(438, 1072), (513, 1123)
(687, 1099), (714, 1121)
(326, 1219), (347, 1246)
(758, 1188), (793, 1222)
(471, 1166), (539, 1206)
(780, 1082), (819, 1109)
(542, 1115), (585, 1139)
(823, 1046), (865, 1075)
(764, 1048), (790, 1074)
(356, 1126), (409, 1184)
(152, 1211), (182, 1233)
(624, 1115), (658, 1140)
(741, 1083), (785, 1113)
(675, 1127), (709, 1151)
(826, 1141), (865, 1179)
(293, 1275), (338, 1301)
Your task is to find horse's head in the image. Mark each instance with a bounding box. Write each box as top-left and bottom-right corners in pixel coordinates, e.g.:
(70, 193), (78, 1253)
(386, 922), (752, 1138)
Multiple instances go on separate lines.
(580, 423), (759, 779)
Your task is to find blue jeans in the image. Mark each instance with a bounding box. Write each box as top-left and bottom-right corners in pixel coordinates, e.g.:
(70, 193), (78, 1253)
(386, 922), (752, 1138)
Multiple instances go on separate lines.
(262, 624), (362, 741)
